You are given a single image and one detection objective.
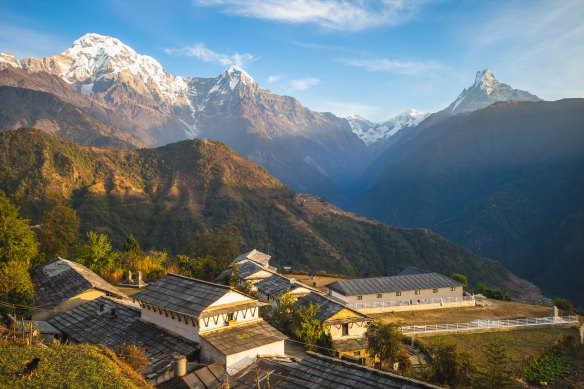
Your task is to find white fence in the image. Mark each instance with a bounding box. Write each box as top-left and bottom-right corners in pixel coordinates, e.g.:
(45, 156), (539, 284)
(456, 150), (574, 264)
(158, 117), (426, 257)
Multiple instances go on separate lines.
(347, 295), (475, 310)
(400, 315), (579, 335)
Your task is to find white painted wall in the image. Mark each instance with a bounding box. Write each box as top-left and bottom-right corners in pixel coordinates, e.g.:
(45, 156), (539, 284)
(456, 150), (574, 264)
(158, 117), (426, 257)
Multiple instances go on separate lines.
(200, 337), (226, 367)
(225, 340), (286, 374)
(140, 306), (199, 342)
(330, 286), (463, 306)
(199, 308), (260, 332)
(209, 291), (253, 307)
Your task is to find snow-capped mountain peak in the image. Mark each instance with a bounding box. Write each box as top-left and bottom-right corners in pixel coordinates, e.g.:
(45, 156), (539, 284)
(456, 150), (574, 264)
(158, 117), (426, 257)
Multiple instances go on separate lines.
(348, 109), (430, 146)
(447, 69), (540, 114)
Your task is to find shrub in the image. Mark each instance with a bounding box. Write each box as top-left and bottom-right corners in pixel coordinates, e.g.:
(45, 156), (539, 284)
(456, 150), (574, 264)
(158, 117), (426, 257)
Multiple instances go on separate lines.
(145, 265), (166, 282)
(523, 350), (573, 385)
(553, 298), (574, 312)
(115, 343), (148, 374)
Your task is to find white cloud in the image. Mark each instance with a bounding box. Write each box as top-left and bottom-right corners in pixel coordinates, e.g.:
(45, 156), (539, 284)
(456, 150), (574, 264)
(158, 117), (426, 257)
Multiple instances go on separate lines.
(314, 101), (379, 118)
(194, 0), (430, 31)
(164, 43), (255, 67)
(0, 22), (70, 59)
(337, 57), (443, 75)
(267, 74), (282, 83)
(288, 77), (320, 91)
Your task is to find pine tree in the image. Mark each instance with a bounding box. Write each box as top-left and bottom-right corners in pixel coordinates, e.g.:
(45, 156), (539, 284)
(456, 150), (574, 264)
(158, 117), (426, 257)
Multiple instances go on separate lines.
(316, 331), (336, 357)
(478, 339), (512, 388)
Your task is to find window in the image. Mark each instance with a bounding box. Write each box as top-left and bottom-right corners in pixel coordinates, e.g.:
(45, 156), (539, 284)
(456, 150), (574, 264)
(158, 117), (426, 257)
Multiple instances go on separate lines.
(357, 296), (363, 300)
(342, 324), (349, 336)
(450, 287), (455, 291)
(227, 312), (234, 321)
(396, 292), (401, 297)
(415, 290), (421, 295)
(433, 288), (438, 293)
(354, 351), (361, 356)
(377, 294), (382, 298)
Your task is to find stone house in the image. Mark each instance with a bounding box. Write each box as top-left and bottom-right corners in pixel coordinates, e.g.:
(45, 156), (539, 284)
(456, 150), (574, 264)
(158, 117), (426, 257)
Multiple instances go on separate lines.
(325, 270), (473, 314)
(29, 257), (127, 321)
(132, 273), (287, 374)
(255, 273), (316, 303)
(215, 249), (277, 288)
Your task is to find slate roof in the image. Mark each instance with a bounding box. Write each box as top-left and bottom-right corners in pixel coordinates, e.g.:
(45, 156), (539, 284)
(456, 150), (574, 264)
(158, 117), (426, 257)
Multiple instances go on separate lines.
(296, 293), (371, 325)
(157, 363), (232, 389)
(132, 274), (231, 318)
(325, 272), (463, 297)
(49, 296), (198, 378)
(278, 351), (441, 389)
(216, 260), (266, 282)
(333, 337), (368, 353)
(29, 257), (127, 309)
(200, 320), (287, 356)
(231, 357), (294, 389)
(397, 267), (432, 276)
(230, 249), (271, 267)
(255, 274), (307, 298)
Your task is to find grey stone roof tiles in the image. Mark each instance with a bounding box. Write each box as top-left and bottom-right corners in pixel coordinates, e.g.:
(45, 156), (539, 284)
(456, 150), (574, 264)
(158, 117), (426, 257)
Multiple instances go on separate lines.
(133, 274), (231, 317)
(216, 260), (268, 282)
(230, 249), (271, 267)
(255, 274), (300, 298)
(200, 320), (287, 356)
(325, 273), (463, 297)
(296, 293), (370, 324)
(29, 257), (127, 309)
(397, 267), (432, 276)
(49, 296), (198, 377)
(278, 351), (441, 388)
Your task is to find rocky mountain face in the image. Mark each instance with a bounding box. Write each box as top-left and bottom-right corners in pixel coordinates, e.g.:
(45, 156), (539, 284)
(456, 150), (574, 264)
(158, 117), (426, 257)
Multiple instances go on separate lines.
(0, 127), (541, 301)
(446, 69), (541, 114)
(0, 33), (370, 202)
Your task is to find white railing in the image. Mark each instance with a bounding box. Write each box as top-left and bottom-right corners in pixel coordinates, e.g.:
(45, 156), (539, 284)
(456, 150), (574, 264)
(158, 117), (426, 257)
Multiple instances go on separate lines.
(347, 295), (475, 310)
(399, 315), (579, 334)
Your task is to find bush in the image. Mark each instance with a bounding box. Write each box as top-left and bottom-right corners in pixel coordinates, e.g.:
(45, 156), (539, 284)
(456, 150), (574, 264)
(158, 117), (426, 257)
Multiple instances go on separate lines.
(115, 343), (148, 374)
(553, 298), (574, 312)
(145, 265), (166, 282)
(523, 350), (573, 384)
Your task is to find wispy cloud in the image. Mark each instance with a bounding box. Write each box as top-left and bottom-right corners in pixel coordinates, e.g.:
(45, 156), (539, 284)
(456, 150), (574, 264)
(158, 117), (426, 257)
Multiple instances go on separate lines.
(267, 74), (283, 83)
(288, 77), (320, 91)
(0, 22), (70, 59)
(194, 0), (430, 31)
(464, 0), (584, 99)
(164, 43), (255, 67)
(337, 57), (442, 75)
(315, 101), (379, 118)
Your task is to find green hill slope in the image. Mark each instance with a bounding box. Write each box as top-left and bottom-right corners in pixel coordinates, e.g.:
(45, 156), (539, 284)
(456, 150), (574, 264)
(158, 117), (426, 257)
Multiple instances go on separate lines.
(0, 128), (534, 296)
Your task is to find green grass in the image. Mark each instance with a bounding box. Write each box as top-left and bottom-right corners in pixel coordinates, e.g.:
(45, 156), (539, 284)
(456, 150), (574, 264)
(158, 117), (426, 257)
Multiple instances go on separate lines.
(0, 343), (151, 389)
(422, 327), (577, 374)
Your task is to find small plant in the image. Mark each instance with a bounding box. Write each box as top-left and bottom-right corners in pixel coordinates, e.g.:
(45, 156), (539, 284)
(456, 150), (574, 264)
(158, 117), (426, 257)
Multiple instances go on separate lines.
(523, 350), (573, 385)
(553, 297), (574, 312)
(115, 343), (149, 374)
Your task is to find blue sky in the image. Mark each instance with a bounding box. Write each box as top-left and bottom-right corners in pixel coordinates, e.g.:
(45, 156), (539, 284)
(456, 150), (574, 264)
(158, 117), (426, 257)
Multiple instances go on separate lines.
(1, 0), (583, 121)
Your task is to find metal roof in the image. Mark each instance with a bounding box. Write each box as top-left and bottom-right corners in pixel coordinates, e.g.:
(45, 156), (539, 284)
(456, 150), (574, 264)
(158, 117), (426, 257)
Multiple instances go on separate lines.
(49, 296), (198, 378)
(29, 257), (127, 309)
(200, 320), (287, 356)
(230, 249), (271, 267)
(132, 274), (231, 318)
(325, 272), (463, 297)
(296, 293), (371, 325)
(278, 351), (442, 389)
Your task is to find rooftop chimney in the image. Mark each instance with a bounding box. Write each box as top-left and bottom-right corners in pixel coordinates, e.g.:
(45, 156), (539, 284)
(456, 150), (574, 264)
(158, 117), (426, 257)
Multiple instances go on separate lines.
(110, 308), (116, 317)
(173, 355), (187, 377)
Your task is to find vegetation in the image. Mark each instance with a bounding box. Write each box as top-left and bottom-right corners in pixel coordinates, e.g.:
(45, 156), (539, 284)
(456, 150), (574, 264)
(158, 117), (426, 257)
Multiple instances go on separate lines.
(269, 291), (296, 336)
(473, 282), (512, 301)
(451, 273), (468, 288)
(397, 348), (413, 376)
(523, 350), (573, 385)
(115, 343), (149, 375)
(0, 343), (151, 388)
(365, 322), (404, 370)
(477, 339), (512, 388)
(72, 231), (119, 273)
(316, 331), (335, 357)
(0, 190), (37, 315)
(553, 297), (574, 312)
(294, 302), (323, 351)
(424, 338), (477, 388)
(38, 195), (80, 263)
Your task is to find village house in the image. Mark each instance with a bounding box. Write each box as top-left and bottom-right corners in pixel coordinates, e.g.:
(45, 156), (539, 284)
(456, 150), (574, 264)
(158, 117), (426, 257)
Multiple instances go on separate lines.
(29, 257), (127, 321)
(132, 273), (288, 374)
(278, 351), (441, 388)
(296, 292), (372, 359)
(215, 249), (277, 288)
(325, 269), (474, 314)
(255, 273), (316, 303)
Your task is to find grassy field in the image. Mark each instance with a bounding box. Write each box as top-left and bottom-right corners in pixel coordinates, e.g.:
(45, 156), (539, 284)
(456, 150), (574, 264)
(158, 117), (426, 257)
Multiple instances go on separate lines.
(0, 343), (151, 389)
(371, 299), (572, 326)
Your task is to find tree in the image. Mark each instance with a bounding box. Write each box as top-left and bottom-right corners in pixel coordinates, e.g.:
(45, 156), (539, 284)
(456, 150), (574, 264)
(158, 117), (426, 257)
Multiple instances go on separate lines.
(366, 322), (404, 370)
(477, 339), (512, 388)
(0, 190), (37, 314)
(451, 273), (468, 289)
(235, 280), (254, 295)
(426, 339), (477, 388)
(294, 302), (323, 351)
(316, 330), (336, 357)
(269, 291), (296, 336)
(397, 348), (413, 376)
(38, 195), (80, 261)
(73, 231), (119, 273)
(228, 263), (240, 287)
(120, 234), (145, 271)
(184, 224), (240, 270)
